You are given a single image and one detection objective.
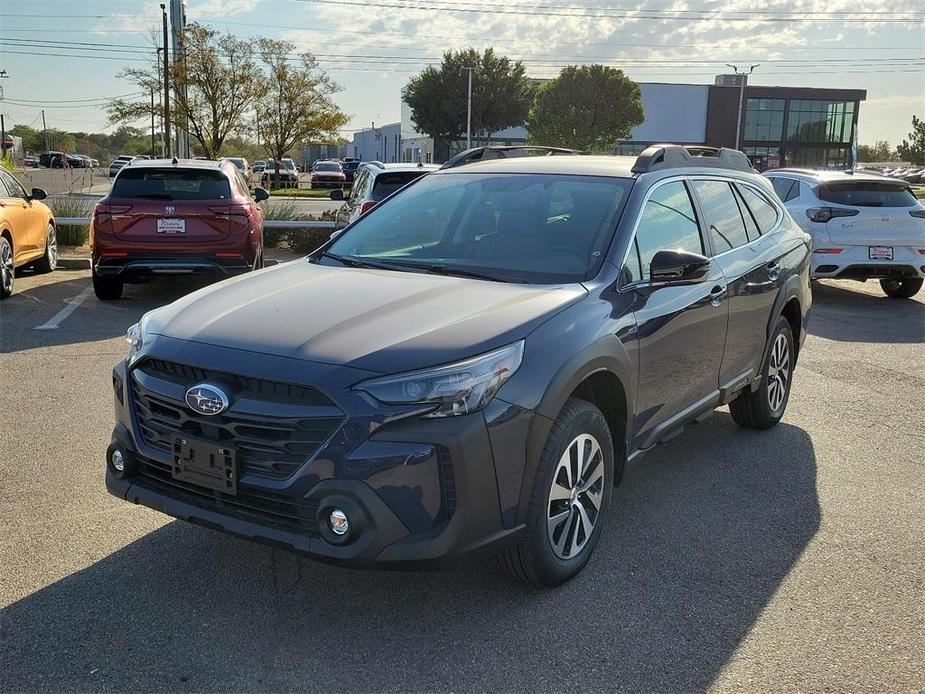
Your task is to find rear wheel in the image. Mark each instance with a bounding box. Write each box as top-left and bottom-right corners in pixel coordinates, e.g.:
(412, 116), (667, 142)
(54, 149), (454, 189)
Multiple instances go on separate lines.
(499, 398), (614, 587)
(92, 271), (123, 300)
(0, 236), (14, 299)
(729, 315), (794, 429)
(880, 278), (923, 299)
(33, 225), (58, 274)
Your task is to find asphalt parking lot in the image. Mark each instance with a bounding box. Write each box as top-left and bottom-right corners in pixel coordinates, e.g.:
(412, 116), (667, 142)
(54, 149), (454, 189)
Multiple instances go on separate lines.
(1, 264), (923, 692)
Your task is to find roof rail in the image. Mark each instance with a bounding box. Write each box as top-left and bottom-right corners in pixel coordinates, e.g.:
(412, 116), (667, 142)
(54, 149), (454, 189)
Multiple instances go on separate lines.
(441, 145), (582, 170)
(631, 144), (754, 174)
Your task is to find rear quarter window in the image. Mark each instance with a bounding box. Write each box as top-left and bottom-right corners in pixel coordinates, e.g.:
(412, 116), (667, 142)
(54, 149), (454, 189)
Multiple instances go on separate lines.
(817, 182), (917, 208)
(112, 169), (232, 200)
(371, 172), (428, 201)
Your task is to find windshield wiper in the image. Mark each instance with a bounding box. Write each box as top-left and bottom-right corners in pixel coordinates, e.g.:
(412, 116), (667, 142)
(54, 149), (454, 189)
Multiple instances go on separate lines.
(383, 261), (529, 284)
(318, 251), (410, 272)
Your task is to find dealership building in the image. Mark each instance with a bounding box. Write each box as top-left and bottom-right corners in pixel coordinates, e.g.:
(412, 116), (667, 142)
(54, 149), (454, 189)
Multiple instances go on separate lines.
(344, 74), (865, 170)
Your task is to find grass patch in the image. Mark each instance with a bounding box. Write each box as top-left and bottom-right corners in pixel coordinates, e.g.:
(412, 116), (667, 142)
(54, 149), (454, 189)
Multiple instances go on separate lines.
(912, 186), (924, 199)
(48, 196), (94, 246)
(268, 187), (348, 198)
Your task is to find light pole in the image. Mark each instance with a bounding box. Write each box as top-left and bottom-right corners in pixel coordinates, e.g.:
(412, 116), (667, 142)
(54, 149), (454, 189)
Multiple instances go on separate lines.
(161, 3), (171, 157)
(464, 66), (475, 150)
(726, 63), (759, 150)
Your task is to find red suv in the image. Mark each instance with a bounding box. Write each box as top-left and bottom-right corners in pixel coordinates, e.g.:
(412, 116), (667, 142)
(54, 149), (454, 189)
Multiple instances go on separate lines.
(91, 159), (268, 300)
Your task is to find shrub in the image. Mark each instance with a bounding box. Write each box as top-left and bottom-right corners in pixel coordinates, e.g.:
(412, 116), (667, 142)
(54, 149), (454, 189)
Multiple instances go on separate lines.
(287, 210), (338, 254)
(260, 200), (299, 248)
(48, 196), (95, 246)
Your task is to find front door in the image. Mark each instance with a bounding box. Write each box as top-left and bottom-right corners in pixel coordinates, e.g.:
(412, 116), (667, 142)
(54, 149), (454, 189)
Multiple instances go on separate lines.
(622, 179), (729, 451)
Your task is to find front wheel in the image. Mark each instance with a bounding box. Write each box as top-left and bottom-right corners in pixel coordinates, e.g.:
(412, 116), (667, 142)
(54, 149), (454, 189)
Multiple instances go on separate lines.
(729, 315), (794, 429)
(880, 278), (923, 299)
(0, 236), (14, 299)
(33, 225), (58, 274)
(500, 398), (614, 587)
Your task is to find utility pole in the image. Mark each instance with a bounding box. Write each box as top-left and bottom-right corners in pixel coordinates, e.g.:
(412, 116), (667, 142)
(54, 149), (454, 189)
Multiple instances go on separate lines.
(42, 109), (49, 151)
(150, 88), (156, 157)
(464, 66), (475, 150)
(726, 63), (759, 150)
(161, 3), (171, 157)
(170, 0), (189, 157)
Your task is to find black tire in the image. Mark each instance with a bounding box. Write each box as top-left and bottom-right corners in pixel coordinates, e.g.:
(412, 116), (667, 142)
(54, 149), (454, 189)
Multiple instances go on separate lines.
(0, 236), (14, 299)
(92, 272), (123, 300)
(33, 225), (58, 274)
(499, 398), (614, 587)
(880, 278), (923, 299)
(729, 315), (794, 430)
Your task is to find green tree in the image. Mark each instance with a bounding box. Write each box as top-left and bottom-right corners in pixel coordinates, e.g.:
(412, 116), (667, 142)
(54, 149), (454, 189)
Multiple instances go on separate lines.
(108, 23), (265, 158)
(858, 140), (897, 162)
(254, 38), (348, 163)
(402, 48), (534, 146)
(896, 115), (925, 165)
(10, 125), (43, 153)
(528, 65), (644, 152)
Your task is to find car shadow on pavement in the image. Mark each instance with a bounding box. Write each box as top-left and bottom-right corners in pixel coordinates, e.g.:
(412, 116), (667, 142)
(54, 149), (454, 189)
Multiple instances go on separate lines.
(809, 281), (925, 344)
(1, 413), (819, 693)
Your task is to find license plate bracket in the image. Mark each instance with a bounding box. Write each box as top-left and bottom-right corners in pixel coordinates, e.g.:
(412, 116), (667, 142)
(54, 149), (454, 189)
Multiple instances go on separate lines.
(172, 436), (237, 495)
(157, 218), (186, 234)
(869, 246), (893, 260)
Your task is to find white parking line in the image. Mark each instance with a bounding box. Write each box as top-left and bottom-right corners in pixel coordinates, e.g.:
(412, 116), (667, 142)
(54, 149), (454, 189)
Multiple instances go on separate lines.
(34, 285), (95, 330)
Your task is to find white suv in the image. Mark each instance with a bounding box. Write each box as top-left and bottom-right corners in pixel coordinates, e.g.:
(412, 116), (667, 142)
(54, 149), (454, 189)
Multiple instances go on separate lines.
(764, 169), (925, 298)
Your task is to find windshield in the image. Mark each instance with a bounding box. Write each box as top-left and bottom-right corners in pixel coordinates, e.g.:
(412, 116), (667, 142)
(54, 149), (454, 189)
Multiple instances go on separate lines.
(314, 162), (341, 172)
(323, 172), (632, 284)
(818, 181), (918, 207)
(112, 168), (232, 200)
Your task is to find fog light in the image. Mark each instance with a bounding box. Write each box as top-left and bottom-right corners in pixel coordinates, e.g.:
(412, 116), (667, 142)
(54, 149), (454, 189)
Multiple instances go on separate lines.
(111, 449), (125, 472)
(329, 509), (349, 536)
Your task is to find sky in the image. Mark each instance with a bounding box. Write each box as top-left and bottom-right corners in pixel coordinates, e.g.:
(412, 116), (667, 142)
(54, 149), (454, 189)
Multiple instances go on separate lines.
(0, 0), (923, 146)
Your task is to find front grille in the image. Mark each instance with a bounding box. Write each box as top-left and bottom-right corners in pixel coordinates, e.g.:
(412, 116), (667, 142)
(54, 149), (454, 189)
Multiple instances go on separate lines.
(132, 455), (320, 535)
(131, 359), (343, 480)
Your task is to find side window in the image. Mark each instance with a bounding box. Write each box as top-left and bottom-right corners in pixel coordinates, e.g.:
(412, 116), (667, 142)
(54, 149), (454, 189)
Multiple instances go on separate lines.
(691, 180), (750, 253)
(734, 188), (761, 241)
(737, 184), (780, 234)
(622, 239), (643, 284)
(351, 170), (369, 201)
(0, 170), (26, 198)
(634, 181), (704, 279)
(770, 176), (798, 203)
(0, 171), (11, 197)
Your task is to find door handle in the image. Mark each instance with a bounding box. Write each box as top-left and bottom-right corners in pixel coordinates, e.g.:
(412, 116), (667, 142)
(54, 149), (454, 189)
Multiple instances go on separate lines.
(766, 262), (780, 281)
(709, 284), (727, 306)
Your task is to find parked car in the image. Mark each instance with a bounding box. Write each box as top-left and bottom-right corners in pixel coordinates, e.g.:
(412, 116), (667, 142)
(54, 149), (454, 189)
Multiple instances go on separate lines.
(220, 157), (250, 173)
(764, 168), (925, 298)
(260, 160), (299, 189)
(67, 154), (87, 168)
(109, 155), (136, 178)
(341, 157), (361, 183)
(310, 160), (346, 189)
(90, 158), (269, 300)
(22, 156), (37, 168)
(39, 151), (64, 168)
(0, 170), (55, 299)
(333, 162), (439, 229)
(252, 160), (266, 173)
(106, 144), (811, 586)
(48, 152), (70, 168)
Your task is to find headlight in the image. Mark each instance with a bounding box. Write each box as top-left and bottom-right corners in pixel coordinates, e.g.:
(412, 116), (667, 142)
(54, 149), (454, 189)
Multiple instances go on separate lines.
(124, 314), (151, 362)
(355, 341), (524, 417)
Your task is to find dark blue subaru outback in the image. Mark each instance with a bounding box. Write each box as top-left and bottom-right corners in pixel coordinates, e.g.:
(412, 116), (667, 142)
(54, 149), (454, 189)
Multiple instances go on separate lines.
(107, 145), (811, 586)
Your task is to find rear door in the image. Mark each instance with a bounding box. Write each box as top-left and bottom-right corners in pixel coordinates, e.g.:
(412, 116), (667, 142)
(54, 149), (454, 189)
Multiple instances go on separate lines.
(691, 178), (784, 387)
(0, 171), (39, 260)
(624, 179), (729, 450)
(108, 167), (232, 243)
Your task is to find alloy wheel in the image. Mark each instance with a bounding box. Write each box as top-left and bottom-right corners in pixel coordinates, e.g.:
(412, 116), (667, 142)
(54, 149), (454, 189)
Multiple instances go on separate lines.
(1, 240), (13, 295)
(47, 227), (58, 270)
(767, 332), (791, 413)
(546, 433), (605, 560)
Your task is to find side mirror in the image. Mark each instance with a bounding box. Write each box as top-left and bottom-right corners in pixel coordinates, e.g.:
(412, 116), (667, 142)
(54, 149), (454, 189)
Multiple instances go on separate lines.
(649, 249), (711, 283)
(329, 189), (344, 201)
(253, 187), (270, 202)
(30, 188), (48, 201)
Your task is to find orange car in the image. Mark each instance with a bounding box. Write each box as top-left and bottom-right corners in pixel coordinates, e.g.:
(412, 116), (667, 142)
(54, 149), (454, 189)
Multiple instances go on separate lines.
(0, 169), (56, 299)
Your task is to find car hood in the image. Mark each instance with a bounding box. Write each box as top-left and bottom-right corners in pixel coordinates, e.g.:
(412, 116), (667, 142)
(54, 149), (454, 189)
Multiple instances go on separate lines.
(146, 260), (587, 373)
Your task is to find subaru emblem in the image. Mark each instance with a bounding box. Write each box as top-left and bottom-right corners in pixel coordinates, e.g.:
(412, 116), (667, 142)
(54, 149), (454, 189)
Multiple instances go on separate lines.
(165, 204), (176, 215)
(185, 383), (229, 416)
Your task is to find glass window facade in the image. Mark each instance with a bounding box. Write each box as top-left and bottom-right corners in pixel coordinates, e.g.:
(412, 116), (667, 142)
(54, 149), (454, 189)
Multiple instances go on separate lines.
(786, 100), (855, 144)
(744, 99), (785, 141)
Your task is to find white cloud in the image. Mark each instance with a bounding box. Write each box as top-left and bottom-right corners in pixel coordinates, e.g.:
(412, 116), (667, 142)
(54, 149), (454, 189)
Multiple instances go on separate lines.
(187, 0), (260, 19)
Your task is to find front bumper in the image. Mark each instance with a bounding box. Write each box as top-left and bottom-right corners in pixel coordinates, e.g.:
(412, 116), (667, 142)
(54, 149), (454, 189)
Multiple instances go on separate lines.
(812, 246), (925, 280)
(106, 347), (533, 567)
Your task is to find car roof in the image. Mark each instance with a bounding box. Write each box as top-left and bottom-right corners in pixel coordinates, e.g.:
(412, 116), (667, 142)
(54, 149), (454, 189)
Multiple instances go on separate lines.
(764, 168), (900, 183)
(434, 155), (638, 177)
(126, 158), (230, 171)
(364, 162), (441, 174)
